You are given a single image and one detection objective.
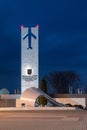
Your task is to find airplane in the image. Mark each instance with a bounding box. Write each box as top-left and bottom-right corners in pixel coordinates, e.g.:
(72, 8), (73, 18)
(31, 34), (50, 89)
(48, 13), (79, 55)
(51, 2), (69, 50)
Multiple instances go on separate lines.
(23, 28), (37, 49)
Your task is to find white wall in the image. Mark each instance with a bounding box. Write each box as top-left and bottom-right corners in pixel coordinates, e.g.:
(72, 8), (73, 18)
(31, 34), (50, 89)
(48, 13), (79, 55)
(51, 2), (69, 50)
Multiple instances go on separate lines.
(21, 27), (39, 93)
(55, 98), (86, 108)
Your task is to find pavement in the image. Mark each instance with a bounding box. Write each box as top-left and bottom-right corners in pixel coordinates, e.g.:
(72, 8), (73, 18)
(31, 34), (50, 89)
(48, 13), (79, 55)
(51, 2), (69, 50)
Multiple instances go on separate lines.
(0, 109), (87, 130)
(0, 107), (76, 111)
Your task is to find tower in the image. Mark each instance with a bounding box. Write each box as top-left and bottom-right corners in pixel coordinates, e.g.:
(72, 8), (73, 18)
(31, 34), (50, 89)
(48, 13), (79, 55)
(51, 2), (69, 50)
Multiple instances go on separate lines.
(21, 26), (39, 93)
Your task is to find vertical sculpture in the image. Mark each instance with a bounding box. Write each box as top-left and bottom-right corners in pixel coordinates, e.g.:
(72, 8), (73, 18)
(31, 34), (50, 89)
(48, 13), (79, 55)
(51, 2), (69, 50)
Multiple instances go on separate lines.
(21, 26), (39, 93)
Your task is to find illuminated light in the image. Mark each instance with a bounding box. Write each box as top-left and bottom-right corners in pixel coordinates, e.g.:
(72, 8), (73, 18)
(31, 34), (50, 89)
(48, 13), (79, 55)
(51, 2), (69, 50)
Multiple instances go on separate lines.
(36, 24), (39, 28)
(21, 25), (24, 29)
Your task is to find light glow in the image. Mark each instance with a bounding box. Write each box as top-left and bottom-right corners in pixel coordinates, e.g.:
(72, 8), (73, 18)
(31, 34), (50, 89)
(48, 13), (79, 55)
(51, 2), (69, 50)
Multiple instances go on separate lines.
(21, 25), (24, 29)
(36, 24), (39, 28)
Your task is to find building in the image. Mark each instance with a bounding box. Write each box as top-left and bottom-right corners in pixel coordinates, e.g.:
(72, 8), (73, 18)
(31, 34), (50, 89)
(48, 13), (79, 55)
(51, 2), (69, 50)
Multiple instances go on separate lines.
(0, 26), (87, 109)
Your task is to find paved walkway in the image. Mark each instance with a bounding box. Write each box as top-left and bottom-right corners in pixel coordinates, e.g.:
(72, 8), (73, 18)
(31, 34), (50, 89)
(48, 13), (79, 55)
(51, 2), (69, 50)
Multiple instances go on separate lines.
(0, 107), (75, 111)
(72, 115), (87, 130)
(0, 110), (87, 130)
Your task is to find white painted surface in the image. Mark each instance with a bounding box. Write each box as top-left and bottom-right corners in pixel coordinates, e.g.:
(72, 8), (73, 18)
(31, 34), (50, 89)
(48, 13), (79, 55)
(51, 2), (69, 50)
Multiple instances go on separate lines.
(70, 98), (85, 107)
(56, 98), (86, 108)
(21, 27), (39, 93)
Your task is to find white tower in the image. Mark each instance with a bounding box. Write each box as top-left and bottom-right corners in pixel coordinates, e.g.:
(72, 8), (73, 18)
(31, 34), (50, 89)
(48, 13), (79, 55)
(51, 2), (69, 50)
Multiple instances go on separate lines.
(21, 26), (39, 93)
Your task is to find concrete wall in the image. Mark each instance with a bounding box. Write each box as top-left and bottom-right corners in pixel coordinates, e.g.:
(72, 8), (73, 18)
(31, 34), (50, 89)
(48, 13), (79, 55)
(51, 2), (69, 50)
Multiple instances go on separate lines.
(0, 94), (20, 99)
(16, 99), (31, 107)
(0, 99), (16, 107)
(54, 94), (87, 109)
(0, 95), (20, 107)
(55, 98), (85, 108)
(0, 94), (87, 108)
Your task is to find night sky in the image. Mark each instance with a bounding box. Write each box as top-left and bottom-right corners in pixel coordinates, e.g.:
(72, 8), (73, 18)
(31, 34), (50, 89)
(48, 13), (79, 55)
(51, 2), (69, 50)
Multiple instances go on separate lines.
(0, 0), (87, 93)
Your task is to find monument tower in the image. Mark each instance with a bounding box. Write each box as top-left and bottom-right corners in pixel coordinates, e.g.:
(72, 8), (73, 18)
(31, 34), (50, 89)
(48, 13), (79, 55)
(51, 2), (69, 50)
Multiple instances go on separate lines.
(20, 26), (64, 107)
(21, 26), (39, 93)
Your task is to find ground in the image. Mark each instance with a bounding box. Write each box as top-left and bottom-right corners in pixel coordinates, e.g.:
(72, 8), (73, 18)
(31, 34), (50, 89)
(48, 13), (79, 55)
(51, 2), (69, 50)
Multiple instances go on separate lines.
(0, 110), (87, 130)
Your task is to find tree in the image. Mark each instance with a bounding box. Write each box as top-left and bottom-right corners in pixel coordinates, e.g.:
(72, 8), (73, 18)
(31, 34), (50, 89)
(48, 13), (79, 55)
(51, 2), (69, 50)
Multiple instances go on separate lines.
(46, 71), (80, 94)
(39, 77), (47, 106)
(40, 78), (47, 93)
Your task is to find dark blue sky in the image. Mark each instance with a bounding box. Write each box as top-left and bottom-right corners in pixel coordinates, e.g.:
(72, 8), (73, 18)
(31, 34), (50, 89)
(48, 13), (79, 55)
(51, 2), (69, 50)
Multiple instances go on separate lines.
(0, 0), (87, 93)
